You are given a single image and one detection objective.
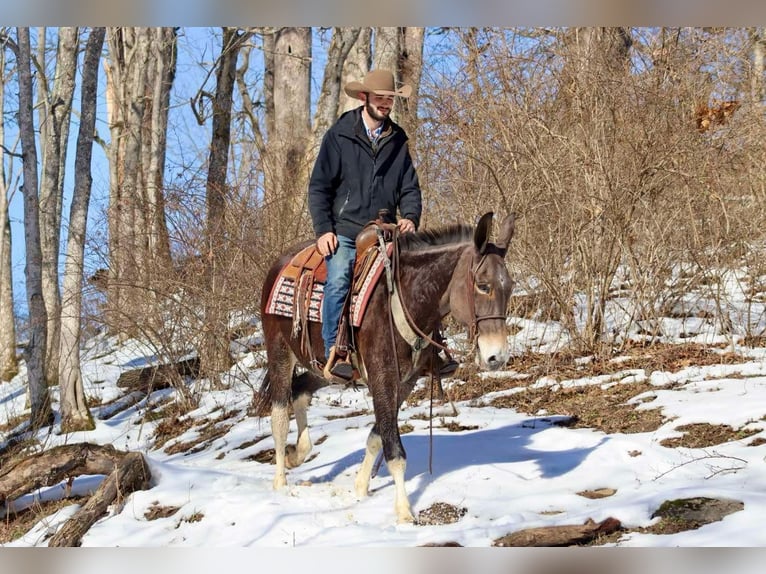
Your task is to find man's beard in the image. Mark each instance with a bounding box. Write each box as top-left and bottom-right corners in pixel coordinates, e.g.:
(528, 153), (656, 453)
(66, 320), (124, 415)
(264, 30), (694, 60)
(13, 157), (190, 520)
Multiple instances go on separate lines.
(365, 101), (389, 122)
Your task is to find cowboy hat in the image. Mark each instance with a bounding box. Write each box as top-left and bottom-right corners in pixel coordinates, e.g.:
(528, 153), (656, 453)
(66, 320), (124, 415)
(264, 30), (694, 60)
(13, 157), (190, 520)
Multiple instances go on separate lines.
(344, 69), (412, 99)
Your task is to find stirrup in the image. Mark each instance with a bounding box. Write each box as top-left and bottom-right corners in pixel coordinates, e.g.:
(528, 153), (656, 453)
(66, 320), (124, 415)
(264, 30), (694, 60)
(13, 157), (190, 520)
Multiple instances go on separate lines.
(323, 346), (354, 381)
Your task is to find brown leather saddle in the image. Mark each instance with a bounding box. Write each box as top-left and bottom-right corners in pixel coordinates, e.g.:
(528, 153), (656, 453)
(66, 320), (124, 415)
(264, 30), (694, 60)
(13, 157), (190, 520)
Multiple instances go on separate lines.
(266, 221), (396, 369)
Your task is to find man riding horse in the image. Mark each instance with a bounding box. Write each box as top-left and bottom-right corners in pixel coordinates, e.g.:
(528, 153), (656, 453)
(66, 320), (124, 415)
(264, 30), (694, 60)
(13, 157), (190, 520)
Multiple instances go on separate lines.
(307, 69), (455, 380)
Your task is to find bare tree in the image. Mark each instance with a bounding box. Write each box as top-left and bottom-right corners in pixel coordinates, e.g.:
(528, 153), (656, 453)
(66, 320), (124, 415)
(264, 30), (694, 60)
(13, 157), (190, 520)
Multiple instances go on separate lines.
(0, 46), (18, 382)
(38, 27), (79, 388)
(16, 27), (52, 427)
(262, 27), (312, 244)
(311, 28), (362, 144)
(102, 27), (176, 337)
(340, 27), (371, 114)
(398, 28), (425, 158)
(59, 27), (105, 432)
(199, 27), (252, 379)
(751, 27), (765, 104)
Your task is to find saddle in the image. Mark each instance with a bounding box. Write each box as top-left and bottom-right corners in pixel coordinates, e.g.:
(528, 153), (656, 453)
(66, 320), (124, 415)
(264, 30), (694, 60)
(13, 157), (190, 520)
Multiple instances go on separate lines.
(265, 219), (396, 375)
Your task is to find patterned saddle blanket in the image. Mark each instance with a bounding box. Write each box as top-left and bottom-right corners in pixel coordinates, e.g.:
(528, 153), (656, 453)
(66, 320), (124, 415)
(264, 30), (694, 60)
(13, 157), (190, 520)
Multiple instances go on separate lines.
(265, 242), (392, 328)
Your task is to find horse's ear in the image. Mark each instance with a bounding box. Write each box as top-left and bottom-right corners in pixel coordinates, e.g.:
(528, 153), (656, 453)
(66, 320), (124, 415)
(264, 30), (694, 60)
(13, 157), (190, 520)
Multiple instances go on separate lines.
(495, 213), (516, 255)
(474, 212), (494, 254)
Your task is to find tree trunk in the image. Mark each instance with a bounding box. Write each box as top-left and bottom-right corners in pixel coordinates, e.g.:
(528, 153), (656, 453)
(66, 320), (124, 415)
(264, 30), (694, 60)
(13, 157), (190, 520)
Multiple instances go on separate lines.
(311, 28), (361, 144)
(340, 27), (371, 114)
(16, 27), (52, 428)
(145, 28), (175, 270)
(263, 27), (312, 246)
(59, 27), (105, 433)
(104, 27), (175, 337)
(751, 28), (765, 104)
(200, 27), (250, 380)
(0, 48), (18, 383)
(306, 28), (361, 181)
(39, 27), (79, 388)
(0, 49), (19, 383)
(373, 28), (402, 121)
(398, 27), (425, 159)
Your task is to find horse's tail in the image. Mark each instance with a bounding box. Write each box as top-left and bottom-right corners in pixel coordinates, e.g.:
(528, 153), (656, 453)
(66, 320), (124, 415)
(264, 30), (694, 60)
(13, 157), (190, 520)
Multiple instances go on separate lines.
(251, 370), (273, 418)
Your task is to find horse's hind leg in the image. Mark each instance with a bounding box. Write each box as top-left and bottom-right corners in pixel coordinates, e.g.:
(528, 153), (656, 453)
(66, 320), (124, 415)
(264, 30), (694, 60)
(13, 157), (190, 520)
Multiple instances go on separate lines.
(269, 348), (297, 489)
(285, 372), (327, 468)
(354, 425), (382, 498)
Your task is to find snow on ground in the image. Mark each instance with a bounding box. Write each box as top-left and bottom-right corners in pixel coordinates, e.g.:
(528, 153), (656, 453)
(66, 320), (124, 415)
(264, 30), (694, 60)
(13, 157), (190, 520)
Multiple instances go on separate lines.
(2, 318), (766, 547)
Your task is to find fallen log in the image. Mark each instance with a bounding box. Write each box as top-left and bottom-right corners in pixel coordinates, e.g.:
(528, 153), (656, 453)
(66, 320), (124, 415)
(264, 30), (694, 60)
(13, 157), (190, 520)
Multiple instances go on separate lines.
(0, 443), (151, 547)
(492, 517), (622, 547)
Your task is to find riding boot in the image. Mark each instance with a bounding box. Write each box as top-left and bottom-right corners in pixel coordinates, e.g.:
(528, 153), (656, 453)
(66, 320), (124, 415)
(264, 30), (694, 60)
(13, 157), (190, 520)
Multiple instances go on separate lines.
(433, 325), (459, 375)
(437, 350), (459, 376)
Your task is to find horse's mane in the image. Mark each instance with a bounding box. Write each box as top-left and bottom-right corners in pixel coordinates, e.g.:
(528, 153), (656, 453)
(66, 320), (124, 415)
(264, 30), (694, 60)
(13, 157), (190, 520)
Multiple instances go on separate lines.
(397, 223), (474, 252)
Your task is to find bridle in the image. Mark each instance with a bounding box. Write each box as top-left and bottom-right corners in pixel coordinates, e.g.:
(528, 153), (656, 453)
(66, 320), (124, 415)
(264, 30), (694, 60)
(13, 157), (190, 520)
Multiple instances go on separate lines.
(386, 228), (507, 360)
(463, 251), (509, 342)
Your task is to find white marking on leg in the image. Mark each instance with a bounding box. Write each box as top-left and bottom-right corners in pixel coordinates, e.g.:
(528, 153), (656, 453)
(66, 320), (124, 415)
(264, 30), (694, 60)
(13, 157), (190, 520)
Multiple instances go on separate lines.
(354, 432), (382, 498)
(271, 404), (289, 489)
(286, 393), (312, 468)
(387, 457), (414, 523)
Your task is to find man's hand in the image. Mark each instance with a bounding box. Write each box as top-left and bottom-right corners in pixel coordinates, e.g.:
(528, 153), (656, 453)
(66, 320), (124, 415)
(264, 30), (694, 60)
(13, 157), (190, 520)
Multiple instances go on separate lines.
(397, 218), (416, 234)
(316, 232), (338, 256)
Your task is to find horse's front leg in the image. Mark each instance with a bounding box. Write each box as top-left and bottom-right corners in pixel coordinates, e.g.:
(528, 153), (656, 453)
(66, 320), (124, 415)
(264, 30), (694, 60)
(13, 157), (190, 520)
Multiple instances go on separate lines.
(373, 394), (415, 524)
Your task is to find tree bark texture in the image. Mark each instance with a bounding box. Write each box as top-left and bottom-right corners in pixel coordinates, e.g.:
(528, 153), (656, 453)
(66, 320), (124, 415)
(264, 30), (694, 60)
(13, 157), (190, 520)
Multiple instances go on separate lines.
(59, 27), (106, 433)
(16, 27), (52, 428)
(397, 27), (425, 159)
(492, 517), (622, 547)
(340, 28), (371, 114)
(39, 27), (79, 388)
(104, 27), (175, 336)
(311, 28), (361, 146)
(751, 28), (765, 104)
(263, 27), (312, 245)
(0, 47), (18, 382)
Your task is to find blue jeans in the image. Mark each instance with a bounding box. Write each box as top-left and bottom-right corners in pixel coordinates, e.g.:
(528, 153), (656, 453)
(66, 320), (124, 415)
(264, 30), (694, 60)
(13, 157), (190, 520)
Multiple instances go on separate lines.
(321, 235), (356, 359)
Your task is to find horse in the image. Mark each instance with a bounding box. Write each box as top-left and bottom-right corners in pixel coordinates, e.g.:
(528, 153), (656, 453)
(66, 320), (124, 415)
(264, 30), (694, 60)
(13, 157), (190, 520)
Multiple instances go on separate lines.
(257, 211), (516, 523)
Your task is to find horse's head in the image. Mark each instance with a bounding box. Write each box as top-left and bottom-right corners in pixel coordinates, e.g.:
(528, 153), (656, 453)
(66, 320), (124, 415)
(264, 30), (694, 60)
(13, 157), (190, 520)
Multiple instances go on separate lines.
(443, 212), (515, 370)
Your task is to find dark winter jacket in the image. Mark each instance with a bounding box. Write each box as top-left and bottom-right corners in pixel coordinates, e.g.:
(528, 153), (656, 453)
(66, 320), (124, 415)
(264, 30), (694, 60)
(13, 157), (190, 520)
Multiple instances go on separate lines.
(308, 106), (422, 240)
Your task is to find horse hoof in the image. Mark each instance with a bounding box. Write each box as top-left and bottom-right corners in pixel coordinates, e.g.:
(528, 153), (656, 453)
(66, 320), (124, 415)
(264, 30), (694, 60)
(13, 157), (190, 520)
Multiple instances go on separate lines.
(285, 445), (298, 468)
(397, 511), (415, 524)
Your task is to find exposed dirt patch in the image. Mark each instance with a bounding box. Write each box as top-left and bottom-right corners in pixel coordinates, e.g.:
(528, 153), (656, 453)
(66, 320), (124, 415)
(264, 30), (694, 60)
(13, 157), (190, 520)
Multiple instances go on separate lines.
(246, 448), (276, 464)
(438, 420), (479, 432)
(160, 408), (240, 455)
(660, 423), (761, 448)
(416, 502), (467, 526)
(491, 381), (666, 435)
(411, 343), (748, 405)
(643, 497), (744, 535)
(144, 502), (181, 520)
(326, 409), (370, 420)
(577, 488), (617, 499)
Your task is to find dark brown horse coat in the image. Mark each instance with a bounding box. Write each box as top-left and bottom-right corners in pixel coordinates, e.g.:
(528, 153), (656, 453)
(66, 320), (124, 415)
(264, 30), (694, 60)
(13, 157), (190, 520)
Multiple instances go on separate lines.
(258, 212), (516, 523)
